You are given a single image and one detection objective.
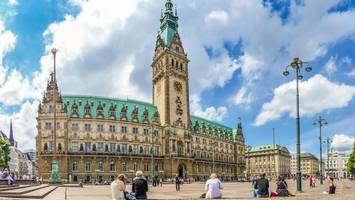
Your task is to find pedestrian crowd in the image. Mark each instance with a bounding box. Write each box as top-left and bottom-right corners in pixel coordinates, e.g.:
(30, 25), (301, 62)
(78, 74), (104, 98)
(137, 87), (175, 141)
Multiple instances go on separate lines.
(110, 171), (338, 199)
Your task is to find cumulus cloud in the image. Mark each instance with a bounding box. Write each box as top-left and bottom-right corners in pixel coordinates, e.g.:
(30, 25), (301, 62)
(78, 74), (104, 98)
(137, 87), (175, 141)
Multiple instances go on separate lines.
(254, 74), (355, 126)
(0, 101), (38, 150)
(347, 69), (355, 77)
(324, 56), (337, 76)
(205, 10), (229, 25)
(331, 134), (354, 153)
(190, 94), (228, 122)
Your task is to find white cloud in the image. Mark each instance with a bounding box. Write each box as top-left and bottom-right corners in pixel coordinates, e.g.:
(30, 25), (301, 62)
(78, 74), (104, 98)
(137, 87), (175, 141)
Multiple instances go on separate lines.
(0, 20), (16, 85)
(190, 94), (228, 122)
(0, 101), (38, 150)
(324, 56), (337, 76)
(8, 0), (18, 6)
(331, 134), (354, 153)
(347, 69), (355, 77)
(205, 10), (229, 25)
(254, 74), (355, 126)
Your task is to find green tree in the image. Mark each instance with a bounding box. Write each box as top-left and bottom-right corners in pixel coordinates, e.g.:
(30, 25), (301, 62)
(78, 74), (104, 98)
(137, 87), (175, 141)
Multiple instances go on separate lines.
(347, 141), (355, 175)
(0, 139), (11, 167)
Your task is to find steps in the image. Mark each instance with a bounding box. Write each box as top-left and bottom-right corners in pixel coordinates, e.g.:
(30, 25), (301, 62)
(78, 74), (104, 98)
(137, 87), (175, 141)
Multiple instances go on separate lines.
(0, 184), (58, 199)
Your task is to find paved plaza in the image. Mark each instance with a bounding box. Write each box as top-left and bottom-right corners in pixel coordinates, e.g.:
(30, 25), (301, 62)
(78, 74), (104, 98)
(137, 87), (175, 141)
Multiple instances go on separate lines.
(1, 179), (354, 200)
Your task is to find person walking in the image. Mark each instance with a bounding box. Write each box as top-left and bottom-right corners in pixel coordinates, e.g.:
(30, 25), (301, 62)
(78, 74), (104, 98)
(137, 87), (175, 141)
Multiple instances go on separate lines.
(159, 177), (163, 187)
(132, 171), (148, 199)
(175, 175), (181, 191)
(205, 173), (223, 199)
(251, 177), (258, 198)
(256, 173), (269, 198)
(110, 174), (126, 200)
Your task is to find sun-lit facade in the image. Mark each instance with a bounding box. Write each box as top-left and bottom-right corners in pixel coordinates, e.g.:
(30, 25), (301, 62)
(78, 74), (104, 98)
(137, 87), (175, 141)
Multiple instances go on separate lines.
(36, 0), (245, 183)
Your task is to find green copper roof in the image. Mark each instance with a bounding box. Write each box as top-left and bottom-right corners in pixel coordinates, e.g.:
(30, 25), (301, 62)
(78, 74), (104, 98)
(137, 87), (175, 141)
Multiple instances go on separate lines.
(159, 0), (179, 48)
(190, 115), (234, 140)
(62, 95), (157, 122)
(248, 144), (289, 153)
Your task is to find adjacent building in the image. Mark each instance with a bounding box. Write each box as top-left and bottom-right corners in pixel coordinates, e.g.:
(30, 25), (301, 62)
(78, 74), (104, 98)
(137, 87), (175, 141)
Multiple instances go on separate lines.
(0, 121), (34, 179)
(246, 144), (291, 178)
(291, 153), (319, 177)
(36, 0), (246, 183)
(324, 148), (350, 178)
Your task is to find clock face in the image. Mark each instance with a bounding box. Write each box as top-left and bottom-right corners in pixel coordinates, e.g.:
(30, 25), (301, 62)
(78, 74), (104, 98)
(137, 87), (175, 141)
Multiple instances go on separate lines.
(174, 81), (182, 93)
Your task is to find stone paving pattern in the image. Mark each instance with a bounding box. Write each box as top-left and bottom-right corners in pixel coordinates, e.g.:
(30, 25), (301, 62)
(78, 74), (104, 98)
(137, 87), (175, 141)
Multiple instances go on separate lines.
(1, 180), (354, 200)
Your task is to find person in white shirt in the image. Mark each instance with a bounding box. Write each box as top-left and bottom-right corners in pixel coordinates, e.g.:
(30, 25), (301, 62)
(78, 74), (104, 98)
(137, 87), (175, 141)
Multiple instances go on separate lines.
(111, 174), (127, 200)
(205, 173), (223, 199)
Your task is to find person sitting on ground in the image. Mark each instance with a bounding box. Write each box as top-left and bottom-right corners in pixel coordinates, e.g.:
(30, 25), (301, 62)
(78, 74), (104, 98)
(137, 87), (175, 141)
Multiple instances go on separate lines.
(327, 176), (336, 194)
(132, 171), (148, 200)
(256, 173), (269, 198)
(271, 176), (289, 197)
(111, 174), (127, 200)
(2, 168), (14, 185)
(205, 173), (223, 199)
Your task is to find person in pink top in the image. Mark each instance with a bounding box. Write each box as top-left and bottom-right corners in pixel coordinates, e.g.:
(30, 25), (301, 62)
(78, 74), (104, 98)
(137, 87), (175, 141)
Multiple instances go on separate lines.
(205, 173), (223, 199)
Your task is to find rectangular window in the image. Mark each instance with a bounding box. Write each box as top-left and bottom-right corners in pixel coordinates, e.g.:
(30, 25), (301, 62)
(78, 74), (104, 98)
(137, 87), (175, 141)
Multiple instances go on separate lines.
(143, 129), (149, 136)
(72, 142), (79, 152)
(84, 142), (91, 153)
(121, 126), (127, 134)
(144, 146), (150, 155)
(85, 161), (91, 172)
(71, 123), (79, 131)
(133, 145), (138, 154)
(98, 161), (104, 171)
(45, 122), (52, 130)
(84, 124), (91, 132)
(56, 122), (60, 129)
(144, 164), (149, 172)
(153, 130), (159, 136)
(133, 127), (139, 134)
(97, 124), (104, 132)
(98, 142), (104, 153)
(110, 143), (116, 153)
(121, 144), (128, 154)
(48, 141), (54, 152)
(109, 125), (116, 133)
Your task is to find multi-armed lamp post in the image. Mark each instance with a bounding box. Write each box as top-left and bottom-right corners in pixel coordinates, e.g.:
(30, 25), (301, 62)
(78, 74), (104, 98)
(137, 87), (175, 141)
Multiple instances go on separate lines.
(313, 116), (327, 184)
(283, 57), (312, 192)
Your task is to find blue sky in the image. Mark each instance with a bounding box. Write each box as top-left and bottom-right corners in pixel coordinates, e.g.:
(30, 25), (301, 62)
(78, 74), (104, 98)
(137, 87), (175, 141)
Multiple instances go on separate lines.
(0, 0), (354, 156)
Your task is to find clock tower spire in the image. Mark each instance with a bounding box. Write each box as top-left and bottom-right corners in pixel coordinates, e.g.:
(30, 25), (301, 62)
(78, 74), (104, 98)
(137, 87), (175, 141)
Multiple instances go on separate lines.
(152, 0), (190, 129)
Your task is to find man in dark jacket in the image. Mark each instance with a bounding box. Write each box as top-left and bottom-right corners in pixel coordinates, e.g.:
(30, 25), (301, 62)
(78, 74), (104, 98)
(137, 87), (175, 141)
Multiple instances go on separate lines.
(132, 171), (148, 199)
(175, 175), (181, 191)
(256, 173), (269, 198)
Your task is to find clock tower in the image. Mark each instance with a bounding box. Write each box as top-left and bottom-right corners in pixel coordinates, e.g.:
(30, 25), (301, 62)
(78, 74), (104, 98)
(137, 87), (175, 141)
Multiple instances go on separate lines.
(152, 0), (190, 129)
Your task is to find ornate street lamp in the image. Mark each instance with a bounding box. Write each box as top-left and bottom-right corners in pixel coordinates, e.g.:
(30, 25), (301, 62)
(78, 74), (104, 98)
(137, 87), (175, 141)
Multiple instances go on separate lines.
(49, 47), (61, 183)
(283, 57), (312, 192)
(313, 116), (327, 184)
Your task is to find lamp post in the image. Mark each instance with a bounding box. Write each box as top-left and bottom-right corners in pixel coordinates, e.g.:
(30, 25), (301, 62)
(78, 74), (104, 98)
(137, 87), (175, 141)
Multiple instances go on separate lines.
(49, 47), (61, 183)
(313, 116), (327, 184)
(283, 57), (312, 192)
(151, 124), (155, 186)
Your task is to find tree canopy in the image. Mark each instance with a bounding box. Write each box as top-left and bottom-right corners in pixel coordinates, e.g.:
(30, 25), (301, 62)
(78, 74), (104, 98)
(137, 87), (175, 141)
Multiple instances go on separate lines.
(347, 141), (355, 175)
(0, 139), (11, 168)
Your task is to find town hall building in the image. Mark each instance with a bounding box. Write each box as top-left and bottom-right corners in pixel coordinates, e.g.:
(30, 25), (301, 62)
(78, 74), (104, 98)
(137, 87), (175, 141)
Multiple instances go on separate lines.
(36, 0), (246, 183)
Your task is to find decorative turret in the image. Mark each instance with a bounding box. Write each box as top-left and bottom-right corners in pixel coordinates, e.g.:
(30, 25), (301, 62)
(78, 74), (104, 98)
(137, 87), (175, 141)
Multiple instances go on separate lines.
(159, 0), (179, 48)
(235, 117), (245, 142)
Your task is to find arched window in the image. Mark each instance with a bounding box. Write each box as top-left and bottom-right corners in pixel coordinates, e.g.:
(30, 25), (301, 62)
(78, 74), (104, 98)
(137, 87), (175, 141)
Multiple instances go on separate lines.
(171, 59), (174, 66)
(140, 146), (143, 154)
(180, 63), (183, 71)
